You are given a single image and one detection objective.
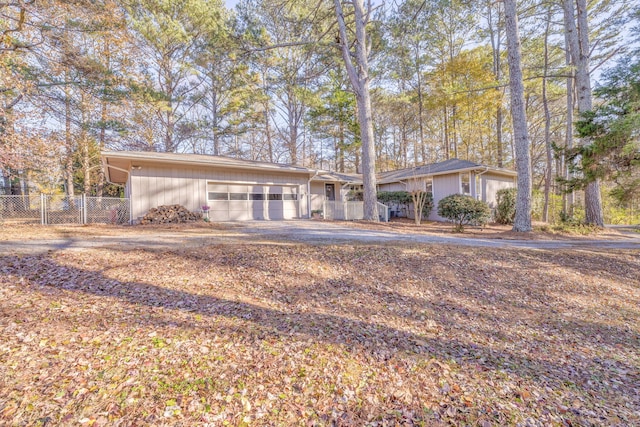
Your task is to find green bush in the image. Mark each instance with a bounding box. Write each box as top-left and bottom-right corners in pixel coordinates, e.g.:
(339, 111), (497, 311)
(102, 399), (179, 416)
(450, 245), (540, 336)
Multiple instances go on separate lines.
(437, 194), (491, 232)
(418, 192), (434, 220)
(377, 191), (434, 221)
(495, 188), (517, 224)
(377, 191), (412, 205)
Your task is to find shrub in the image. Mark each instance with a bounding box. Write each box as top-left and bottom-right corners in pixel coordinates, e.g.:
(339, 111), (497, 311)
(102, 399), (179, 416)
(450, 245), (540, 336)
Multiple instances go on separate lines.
(417, 191), (434, 221)
(495, 188), (517, 224)
(378, 191), (434, 223)
(437, 194), (491, 232)
(377, 191), (412, 205)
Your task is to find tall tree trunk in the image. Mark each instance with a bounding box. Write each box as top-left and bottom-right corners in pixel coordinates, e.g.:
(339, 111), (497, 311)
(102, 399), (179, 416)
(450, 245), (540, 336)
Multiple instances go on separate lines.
(287, 94), (298, 164)
(504, 0), (532, 232)
(451, 106), (458, 158)
(264, 108), (273, 163)
(563, 0), (604, 225)
(64, 84), (75, 199)
(415, 42), (426, 163)
(210, 70), (220, 156)
(334, 0), (378, 220)
(80, 94), (91, 196)
(542, 8), (552, 223)
(487, 0), (504, 168)
(563, 25), (575, 216)
(443, 107), (450, 159)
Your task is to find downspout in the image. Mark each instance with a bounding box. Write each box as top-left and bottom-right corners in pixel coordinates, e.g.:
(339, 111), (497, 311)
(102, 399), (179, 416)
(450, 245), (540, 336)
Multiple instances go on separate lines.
(307, 170), (319, 218)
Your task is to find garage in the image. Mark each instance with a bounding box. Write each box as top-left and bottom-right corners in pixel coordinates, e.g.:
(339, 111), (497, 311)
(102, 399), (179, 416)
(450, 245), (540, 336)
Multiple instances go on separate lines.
(207, 183), (300, 221)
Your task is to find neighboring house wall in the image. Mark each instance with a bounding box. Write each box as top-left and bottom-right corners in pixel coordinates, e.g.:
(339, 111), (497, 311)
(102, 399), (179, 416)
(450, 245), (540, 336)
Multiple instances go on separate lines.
(127, 162), (309, 221)
(481, 173), (516, 208)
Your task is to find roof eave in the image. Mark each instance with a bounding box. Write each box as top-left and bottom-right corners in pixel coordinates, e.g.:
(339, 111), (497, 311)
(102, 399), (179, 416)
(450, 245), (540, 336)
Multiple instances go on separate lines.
(377, 166), (517, 184)
(101, 151), (313, 175)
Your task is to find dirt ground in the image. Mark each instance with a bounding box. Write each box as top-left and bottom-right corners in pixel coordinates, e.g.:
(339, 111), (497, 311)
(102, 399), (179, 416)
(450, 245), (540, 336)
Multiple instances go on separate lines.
(0, 221), (639, 425)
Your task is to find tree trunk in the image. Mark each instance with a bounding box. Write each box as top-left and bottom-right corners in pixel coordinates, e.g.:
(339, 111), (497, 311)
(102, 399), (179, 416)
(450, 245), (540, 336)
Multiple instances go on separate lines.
(64, 84), (75, 199)
(563, 24), (575, 216)
(504, 0), (532, 232)
(415, 42), (426, 163)
(334, 0), (378, 221)
(542, 8), (552, 223)
(211, 71), (220, 156)
(443, 107), (450, 159)
(486, 0), (504, 167)
(563, 0), (604, 226)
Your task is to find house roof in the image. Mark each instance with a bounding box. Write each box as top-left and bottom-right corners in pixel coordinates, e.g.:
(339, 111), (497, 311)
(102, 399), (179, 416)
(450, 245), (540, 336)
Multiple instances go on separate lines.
(312, 171), (362, 184)
(102, 150), (313, 184)
(377, 158), (516, 184)
(102, 150), (516, 186)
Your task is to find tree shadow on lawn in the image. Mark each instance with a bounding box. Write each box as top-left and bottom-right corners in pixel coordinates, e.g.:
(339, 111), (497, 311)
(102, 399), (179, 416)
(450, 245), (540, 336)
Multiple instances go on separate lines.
(3, 250), (639, 415)
(188, 243), (640, 350)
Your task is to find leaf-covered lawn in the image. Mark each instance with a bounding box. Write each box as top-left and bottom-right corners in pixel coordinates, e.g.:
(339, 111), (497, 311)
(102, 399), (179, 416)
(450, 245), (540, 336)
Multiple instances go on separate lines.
(1, 242), (638, 426)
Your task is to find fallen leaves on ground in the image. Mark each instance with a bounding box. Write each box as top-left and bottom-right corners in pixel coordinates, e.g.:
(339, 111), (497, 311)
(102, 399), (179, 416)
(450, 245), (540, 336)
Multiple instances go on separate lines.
(0, 237), (638, 426)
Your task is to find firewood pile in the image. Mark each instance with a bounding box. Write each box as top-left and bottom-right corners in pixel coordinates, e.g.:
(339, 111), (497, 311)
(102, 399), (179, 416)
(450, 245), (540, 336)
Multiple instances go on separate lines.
(140, 205), (202, 224)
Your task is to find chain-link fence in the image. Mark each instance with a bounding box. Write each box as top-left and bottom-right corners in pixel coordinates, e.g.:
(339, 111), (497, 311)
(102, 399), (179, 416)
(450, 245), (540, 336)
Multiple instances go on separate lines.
(0, 194), (130, 225)
(0, 195), (42, 224)
(85, 196), (130, 224)
(44, 195), (83, 225)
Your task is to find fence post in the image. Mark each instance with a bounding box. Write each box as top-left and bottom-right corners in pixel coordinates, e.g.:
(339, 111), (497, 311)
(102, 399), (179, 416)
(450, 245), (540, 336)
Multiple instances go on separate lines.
(40, 193), (46, 225)
(82, 194), (87, 224)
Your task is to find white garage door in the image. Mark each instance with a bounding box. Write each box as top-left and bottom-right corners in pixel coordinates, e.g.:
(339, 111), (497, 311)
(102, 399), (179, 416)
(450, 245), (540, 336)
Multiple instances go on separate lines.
(207, 183), (300, 221)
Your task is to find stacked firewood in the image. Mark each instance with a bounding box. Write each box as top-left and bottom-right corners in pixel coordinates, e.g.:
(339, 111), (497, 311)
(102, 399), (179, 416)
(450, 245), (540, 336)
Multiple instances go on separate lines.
(140, 205), (202, 224)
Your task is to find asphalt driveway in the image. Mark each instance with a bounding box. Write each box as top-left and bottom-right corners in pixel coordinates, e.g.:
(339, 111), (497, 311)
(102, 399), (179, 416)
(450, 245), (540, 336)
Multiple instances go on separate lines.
(1, 220), (639, 254)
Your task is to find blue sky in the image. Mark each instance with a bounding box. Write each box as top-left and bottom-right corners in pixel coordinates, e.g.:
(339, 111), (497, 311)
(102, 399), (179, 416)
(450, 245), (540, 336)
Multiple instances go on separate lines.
(224, 0), (239, 10)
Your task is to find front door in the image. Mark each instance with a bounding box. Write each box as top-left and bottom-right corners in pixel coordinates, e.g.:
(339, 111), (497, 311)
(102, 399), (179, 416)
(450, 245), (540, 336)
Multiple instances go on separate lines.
(325, 183), (335, 201)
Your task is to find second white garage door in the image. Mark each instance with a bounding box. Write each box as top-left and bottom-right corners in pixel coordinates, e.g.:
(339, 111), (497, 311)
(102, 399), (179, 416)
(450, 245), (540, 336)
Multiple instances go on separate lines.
(207, 183), (300, 221)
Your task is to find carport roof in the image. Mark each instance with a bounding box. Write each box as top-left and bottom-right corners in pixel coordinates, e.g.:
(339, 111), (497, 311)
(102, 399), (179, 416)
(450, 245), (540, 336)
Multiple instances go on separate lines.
(102, 151), (314, 184)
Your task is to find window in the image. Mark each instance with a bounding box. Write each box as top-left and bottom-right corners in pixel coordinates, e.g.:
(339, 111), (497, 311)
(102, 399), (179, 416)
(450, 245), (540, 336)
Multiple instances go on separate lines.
(208, 192), (228, 201)
(249, 193), (264, 200)
(229, 193), (248, 200)
(268, 193), (283, 201)
(425, 177), (433, 194)
(461, 173), (471, 195)
(283, 194), (298, 200)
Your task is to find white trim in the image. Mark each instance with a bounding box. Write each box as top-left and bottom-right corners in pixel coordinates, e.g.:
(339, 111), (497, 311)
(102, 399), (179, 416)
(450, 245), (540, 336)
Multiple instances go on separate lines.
(102, 151), (312, 175)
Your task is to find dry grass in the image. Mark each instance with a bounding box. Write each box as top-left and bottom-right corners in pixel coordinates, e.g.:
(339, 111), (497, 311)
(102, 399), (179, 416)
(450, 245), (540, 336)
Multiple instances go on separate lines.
(0, 228), (639, 426)
(346, 218), (629, 241)
(0, 222), (236, 241)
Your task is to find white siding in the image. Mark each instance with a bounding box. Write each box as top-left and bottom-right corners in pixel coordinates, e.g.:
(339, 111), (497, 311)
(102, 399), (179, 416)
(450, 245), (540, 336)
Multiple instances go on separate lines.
(309, 182), (327, 212)
(378, 182), (405, 192)
(130, 163), (308, 221)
